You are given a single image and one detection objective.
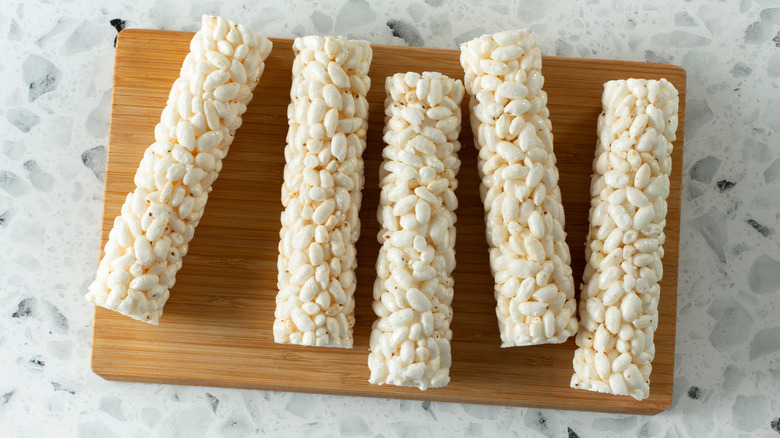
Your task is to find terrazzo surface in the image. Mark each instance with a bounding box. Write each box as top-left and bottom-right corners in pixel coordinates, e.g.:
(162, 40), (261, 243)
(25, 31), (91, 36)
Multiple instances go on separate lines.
(1, 0), (779, 436)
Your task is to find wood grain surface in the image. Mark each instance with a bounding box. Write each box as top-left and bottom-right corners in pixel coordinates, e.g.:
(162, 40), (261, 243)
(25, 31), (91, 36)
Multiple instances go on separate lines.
(91, 29), (686, 414)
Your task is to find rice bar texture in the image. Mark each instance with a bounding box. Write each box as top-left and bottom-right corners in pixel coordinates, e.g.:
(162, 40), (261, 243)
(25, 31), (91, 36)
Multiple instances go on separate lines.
(368, 72), (464, 389)
(460, 29), (578, 347)
(571, 78), (678, 400)
(274, 36), (372, 347)
(85, 15), (272, 324)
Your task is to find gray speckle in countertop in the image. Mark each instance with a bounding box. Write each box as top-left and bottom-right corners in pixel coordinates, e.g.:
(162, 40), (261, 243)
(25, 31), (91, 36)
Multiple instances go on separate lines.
(51, 382), (75, 395)
(685, 98), (715, 138)
(335, 0), (376, 32)
(691, 207), (729, 263)
(2, 390), (15, 405)
(674, 11), (697, 27)
(523, 410), (552, 435)
(763, 159), (780, 183)
(717, 179), (737, 192)
(23, 55), (60, 102)
(748, 254), (780, 294)
(206, 392), (219, 413)
(86, 91), (112, 139)
(1, 0), (779, 436)
(644, 50), (671, 64)
(749, 326), (780, 360)
(687, 386), (702, 400)
(7, 108), (40, 133)
(747, 218), (773, 237)
(23, 159), (54, 192)
(3, 140), (25, 160)
(310, 10), (332, 34)
(732, 395), (770, 432)
(771, 417), (780, 434)
(731, 61), (753, 78)
(109, 18), (125, 46)
(652, 30), (711, 48)
(0, 170), (32, 196)
(0, 208), (11, 229)
(690, 156), (721, 184)
(387, 19), (424, 47)
(340, 416), (372, 437)
(707, 296), (753, 352)
(61, 21), (105, 56)
(99, 395), (127, 421)
(81, 145), (106, 181)
(554, 39), (574, 57)
(12, 297), (35, 318)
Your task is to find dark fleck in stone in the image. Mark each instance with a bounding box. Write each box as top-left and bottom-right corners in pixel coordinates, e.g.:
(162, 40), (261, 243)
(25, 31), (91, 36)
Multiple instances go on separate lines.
(420, 400), (436, 420)
(730, 62), (753, 78)
(110, 18), (126, 47)
(770, 417), (780, 433)
(424, 0), (444, 6)
(30, 358), (45, 367)
(52, 382), (75, 395)
(1, 391), (13, 405)
(538, 412), (547, 428)
(747, 219), (773, 237)
(687, 386), (702, 399)
(387, 20), (424, 47)
(23, 55), (61, 102)
(48, 304), (69, 332)
(81, 145), (106, 181)
(206, 393), (219, 413)
(568, 427), (580, 438)
(0, 209), (9, 228)
(717, 180), (736, 192)
(12, 298), (34, 318)
(110, 18), (126, 32)
(774, 32), (780, 47)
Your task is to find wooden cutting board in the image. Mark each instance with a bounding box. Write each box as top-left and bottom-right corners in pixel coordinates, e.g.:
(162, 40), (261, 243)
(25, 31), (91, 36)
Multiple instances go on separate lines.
(92, 29), (685, 414)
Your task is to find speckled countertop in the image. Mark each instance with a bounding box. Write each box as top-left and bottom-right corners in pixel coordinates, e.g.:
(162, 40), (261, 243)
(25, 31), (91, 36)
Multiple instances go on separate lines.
(1, 0), (779, 436)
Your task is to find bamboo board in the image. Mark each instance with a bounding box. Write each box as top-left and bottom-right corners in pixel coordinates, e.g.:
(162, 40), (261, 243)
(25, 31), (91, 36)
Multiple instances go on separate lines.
(91, 29), (686, 414)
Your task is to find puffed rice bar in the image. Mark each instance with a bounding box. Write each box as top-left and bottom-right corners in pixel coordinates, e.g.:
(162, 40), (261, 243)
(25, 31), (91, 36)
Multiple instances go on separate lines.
(460, 30), (578, 347)
(368, 72), (464, 390)
(85, 15), (272, 324)
(273, 36), (372, 348)
(571, 78), (678, 400)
